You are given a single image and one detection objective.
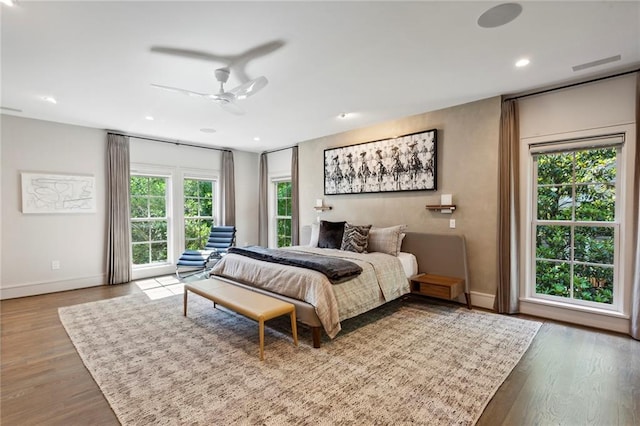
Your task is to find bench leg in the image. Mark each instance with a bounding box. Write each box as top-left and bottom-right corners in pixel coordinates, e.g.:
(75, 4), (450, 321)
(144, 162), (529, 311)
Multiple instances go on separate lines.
(259, 319), (265, 361)
(290, 310), (298, 346)
(183, 289), (188, 316)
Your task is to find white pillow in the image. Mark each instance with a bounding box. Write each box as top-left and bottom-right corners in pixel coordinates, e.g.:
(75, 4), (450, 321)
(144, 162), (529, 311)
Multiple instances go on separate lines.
(368, 225), (407, 256)
(309, 223), (320, 247)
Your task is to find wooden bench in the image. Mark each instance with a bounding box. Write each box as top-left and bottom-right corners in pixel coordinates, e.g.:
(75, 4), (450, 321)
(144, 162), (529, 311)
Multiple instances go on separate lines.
(184, 278), (298, 360)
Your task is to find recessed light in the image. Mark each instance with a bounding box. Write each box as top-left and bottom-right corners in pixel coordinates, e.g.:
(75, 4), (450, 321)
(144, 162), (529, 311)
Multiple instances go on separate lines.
(515, 58), (530, 68)
(253, 137), (261, 141)
(338, 112), (349, 119)
(478, 3), (523, 28)
(42, 96), (57, 104)
(145, 116), (154, 121)
(200, 128), (216, 133)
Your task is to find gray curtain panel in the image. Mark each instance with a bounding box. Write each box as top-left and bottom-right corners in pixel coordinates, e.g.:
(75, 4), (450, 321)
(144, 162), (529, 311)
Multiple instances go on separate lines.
(291, 146), (300, 246)
(495, 98), (520, 314)
(222, 150), (236, 226)
(631, 72), (640, 340)
(106, 133), (132, 285)
(259, 152), (269, 247)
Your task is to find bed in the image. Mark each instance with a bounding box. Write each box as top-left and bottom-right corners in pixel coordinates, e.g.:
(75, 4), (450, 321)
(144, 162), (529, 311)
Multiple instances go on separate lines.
(209, 227), (469, 348)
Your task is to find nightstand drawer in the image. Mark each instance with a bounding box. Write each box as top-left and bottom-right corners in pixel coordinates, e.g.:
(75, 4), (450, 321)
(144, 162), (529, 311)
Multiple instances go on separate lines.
(409, 273), (471, 309)
(415, 282), (452, 299)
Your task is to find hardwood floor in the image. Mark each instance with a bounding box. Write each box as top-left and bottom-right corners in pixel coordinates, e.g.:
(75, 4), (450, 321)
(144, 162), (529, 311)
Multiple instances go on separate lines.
(1, 282), (638, 425)
(1, 284), (139, 425)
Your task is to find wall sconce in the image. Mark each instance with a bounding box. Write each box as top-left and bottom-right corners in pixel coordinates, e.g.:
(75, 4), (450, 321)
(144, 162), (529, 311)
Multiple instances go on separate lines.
(313, 198), (332, 212)
(314, 198), (332, 223)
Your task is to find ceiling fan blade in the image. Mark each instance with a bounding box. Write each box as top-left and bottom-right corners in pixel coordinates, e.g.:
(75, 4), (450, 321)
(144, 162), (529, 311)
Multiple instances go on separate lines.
(219, 100), (245, 115)
(228, 76), (268, 99)
(150, 83), (210, 98)
(150, 46), (231, 65)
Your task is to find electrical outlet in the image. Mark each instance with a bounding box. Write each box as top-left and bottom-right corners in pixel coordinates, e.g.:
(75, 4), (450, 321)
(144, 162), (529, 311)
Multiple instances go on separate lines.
(51, 260), (61, 270)
(449, 219), (456, 229)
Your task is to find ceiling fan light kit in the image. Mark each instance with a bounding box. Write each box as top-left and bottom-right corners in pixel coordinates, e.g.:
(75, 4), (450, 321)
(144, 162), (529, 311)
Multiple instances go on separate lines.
(151, 67), (268, 115)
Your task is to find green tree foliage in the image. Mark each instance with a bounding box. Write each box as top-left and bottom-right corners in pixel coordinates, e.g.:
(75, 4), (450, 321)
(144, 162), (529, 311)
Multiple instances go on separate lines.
(184, 179), (215, 250)
(535, 147), (616, 304)
(276, 182), (292, 247)
(130, 176), (168, 265)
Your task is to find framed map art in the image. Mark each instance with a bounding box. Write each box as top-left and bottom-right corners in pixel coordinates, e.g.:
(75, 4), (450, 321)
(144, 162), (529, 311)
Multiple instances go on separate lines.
(21, 172), (96, 214)
(324, 129), (437, 195)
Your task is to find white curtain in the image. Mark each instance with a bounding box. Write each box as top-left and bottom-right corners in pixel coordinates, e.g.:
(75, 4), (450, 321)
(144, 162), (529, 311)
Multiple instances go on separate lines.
(258, 152), (269, 247)
(106, 133), (131, 284)
(222, 150), (235, 226)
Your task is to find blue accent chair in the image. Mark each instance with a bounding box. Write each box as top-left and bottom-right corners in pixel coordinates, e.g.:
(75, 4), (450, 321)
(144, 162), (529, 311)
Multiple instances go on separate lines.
(176, 226), (236, 278)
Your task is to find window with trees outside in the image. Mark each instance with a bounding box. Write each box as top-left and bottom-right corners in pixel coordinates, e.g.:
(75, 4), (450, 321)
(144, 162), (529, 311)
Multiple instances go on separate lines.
(532, 143), (619, 307)
(130, 175), (169, 266)
(184, 178), (216, 250)
(275, 180), (292, 247)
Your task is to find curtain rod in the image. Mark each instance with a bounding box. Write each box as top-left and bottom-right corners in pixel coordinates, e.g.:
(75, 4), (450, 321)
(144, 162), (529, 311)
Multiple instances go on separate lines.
(107, 131), (231, 153)
(263, 144), (298, 155)
(505, 67), (640, 102)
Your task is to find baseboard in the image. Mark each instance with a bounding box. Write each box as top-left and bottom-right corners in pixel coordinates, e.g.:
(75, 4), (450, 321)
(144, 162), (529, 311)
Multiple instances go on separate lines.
(451, 291), (495, 310)
(0, 274), (106, 300)
(468, 291), (495, 310)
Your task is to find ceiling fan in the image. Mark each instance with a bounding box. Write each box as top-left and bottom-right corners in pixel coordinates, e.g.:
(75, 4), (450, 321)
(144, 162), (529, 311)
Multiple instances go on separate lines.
(151, 68), (268, 115)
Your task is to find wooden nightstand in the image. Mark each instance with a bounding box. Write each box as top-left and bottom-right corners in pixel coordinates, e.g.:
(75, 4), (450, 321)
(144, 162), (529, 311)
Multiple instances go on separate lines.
(410, 273), (471, 309)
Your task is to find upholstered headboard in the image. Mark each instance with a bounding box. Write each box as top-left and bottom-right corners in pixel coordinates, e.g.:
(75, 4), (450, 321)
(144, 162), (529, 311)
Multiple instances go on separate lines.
(299, 226), (469, 293)
(401, 232), (469, 293)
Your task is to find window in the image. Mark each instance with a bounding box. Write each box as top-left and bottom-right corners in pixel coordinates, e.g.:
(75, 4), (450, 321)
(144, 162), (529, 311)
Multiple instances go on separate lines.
(275, 180), (292, 247)
(532, 142), (620, 308)
(183, 178), (216, 250)
(130, 175), (169, 266)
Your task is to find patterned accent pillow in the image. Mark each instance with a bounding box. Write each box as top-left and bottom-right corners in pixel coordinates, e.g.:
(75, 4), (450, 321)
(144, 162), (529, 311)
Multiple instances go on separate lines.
(318, 220), (346, 249)
(340, 223), (372, 253)
(367, 225), (407, 256)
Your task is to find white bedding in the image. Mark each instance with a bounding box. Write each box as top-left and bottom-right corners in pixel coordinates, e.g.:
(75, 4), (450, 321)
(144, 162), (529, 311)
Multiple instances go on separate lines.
(397, 252), (418, 277)
(210, 246), (409, 338)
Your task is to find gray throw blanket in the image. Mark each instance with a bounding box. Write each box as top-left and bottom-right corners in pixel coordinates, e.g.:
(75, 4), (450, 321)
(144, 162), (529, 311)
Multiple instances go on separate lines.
(227, 246), (362, 284)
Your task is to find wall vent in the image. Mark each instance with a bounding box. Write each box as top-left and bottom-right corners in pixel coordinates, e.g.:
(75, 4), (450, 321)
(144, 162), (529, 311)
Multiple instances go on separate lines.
(572, 55), (621, 72)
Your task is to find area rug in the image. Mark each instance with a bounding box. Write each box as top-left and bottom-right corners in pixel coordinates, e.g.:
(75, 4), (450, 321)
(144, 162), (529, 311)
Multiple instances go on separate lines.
(59, 293), (540, 425)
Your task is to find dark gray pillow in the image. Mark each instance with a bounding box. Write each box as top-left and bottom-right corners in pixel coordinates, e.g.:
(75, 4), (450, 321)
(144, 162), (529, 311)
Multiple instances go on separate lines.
(318, 220), (346, 249)
(341, 223), (372, 253)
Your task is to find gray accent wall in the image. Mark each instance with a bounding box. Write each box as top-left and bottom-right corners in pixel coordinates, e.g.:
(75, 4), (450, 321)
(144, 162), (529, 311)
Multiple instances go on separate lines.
(298, 96), (501, 299)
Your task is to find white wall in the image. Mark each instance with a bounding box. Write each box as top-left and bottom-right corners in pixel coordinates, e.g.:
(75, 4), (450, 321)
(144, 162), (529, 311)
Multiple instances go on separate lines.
(1, 115), (107, 298)
(1, 115), (260, 298)
(518, 73), (637, 333)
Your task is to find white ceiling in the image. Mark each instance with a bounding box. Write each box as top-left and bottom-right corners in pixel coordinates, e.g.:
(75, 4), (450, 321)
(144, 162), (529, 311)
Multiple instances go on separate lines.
(2, 1), (639, 153)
